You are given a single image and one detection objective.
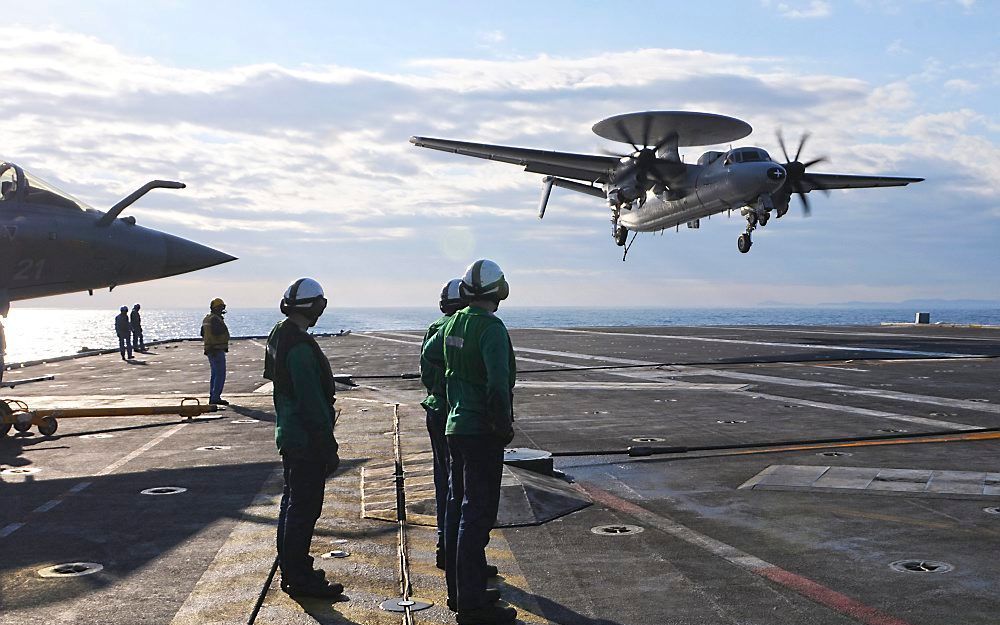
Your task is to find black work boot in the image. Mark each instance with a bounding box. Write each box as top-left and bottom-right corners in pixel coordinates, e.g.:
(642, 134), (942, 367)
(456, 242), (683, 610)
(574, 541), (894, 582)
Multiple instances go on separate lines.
(281, 577), (344, 599)
(447, 588), (500, 611)
(456, 604), (516, 624)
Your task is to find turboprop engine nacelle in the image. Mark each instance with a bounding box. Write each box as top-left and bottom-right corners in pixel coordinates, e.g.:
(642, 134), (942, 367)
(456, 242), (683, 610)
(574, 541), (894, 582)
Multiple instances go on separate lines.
(607, 182), (645, 207)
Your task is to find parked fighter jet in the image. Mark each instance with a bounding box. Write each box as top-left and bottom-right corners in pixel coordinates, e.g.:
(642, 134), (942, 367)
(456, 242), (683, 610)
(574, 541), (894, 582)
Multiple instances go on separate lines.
(411, 111), (923, 254)
(0, 161), (235, 316)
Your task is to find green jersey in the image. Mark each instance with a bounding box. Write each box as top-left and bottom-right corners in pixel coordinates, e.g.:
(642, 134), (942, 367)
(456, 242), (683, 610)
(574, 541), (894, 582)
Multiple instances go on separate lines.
(264, 319), (337, 458)
(422, 305), (515, 438)
(419, 315), (451, 414)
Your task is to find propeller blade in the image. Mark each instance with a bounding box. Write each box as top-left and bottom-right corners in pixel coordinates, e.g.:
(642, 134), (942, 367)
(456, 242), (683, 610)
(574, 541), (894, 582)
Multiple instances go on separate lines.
(777, 130), (791, 163)
(802, 156), (827, 169)
(792, 182), (811, 217)
(652, 130), (679, 154)
(600, 147), (628, 158)
(615, 119), (640, 152)
(640, 113), (653, 148)
(794, 132), (810, 162)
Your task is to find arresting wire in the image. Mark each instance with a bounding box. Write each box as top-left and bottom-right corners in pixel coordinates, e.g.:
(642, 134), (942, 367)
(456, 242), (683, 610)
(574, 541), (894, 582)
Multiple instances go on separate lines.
(547, 426), (1000, 458)
(392, 403), (417, 625)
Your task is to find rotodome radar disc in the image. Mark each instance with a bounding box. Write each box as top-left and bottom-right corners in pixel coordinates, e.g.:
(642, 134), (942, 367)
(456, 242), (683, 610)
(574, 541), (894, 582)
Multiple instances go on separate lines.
(593, 111), (752, 148)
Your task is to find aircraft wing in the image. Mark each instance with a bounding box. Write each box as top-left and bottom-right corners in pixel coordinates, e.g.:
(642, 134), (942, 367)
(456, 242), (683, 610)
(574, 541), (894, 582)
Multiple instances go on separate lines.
(410, 136), (617, 184)
(801, 173), (924, 192)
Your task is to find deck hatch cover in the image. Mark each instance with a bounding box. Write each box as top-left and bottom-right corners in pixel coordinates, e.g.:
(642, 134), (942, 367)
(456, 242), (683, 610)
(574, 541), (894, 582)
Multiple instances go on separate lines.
(38, 562), (104, 578)
(890, 560), (953, 573)
(591, 524), (644, 535)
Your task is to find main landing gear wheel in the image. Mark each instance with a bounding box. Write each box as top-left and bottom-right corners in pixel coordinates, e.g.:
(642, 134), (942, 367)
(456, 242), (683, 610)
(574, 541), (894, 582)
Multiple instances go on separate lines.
(614, 226), (628, 246)
(737, 233), (752, 253)
(38, 417), (58, 436)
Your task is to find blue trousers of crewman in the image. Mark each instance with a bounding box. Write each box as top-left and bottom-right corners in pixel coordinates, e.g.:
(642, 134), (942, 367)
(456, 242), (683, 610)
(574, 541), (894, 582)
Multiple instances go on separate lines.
(444, 434), (504, 611)
(425, 406), (450, 554)
(277, 454), (327, 586)
(118, 335), (132, 359)
(207, 350), (226, 401)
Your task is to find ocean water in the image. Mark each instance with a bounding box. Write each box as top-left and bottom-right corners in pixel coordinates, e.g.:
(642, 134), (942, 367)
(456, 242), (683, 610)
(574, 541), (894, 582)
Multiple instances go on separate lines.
(2, 306), (998, 364)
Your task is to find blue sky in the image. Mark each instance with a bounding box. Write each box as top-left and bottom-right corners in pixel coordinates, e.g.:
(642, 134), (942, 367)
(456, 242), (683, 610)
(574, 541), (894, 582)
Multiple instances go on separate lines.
(3, 0), (997, 309)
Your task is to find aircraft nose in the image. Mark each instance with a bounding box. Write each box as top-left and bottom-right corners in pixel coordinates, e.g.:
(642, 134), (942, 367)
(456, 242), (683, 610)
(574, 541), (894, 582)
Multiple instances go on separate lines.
(163, 234), (237, 277)
(766, 166), (786, 182)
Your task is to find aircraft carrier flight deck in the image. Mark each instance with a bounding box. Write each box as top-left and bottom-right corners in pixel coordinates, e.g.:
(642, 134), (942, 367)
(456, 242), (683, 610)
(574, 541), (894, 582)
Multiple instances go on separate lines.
(2, 323), (999, 625)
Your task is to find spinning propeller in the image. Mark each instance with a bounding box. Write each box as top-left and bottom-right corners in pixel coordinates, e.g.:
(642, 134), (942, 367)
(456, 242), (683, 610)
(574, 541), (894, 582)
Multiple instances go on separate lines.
(603, 114), (679, 190)
(776, 130), (829, 216)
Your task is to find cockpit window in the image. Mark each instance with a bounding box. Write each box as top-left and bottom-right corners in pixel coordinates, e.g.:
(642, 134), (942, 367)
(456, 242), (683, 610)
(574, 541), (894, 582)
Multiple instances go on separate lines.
(726, 149), (772, 164)
(0, 168), (15, 201)
(23, 170), (89, 211)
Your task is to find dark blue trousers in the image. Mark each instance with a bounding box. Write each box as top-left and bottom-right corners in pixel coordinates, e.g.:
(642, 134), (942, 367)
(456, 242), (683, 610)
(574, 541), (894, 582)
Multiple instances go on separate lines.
(277, 454), (327, 586)
(445, 434), (505, 611)
(425, 406), (450, 552)
(118, 335), (132, 359)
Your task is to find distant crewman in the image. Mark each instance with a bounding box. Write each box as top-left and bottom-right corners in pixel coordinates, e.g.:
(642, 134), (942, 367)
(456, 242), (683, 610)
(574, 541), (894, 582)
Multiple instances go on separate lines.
(130, 304), (145, 352)
(201, 298), (229, 405)
(423, 259), (516, 624)
(263, 278), (344, 599)
(115, 306), (133, 361)
(420, 278), (469, 569)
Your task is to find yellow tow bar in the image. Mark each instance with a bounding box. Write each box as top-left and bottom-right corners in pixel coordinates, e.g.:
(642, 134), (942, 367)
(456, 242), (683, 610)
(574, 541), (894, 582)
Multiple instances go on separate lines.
(0, 397), (219, 437)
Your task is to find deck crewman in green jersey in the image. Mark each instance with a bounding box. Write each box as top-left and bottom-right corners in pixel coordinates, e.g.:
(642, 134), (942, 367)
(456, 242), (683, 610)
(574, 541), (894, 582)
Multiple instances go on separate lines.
(422, 277), (488, 572)
(263, 278), (344, 599)
(422, 259), (517, 625)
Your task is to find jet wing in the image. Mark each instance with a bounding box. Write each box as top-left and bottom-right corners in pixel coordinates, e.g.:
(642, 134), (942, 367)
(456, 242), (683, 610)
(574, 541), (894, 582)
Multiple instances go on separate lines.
(800, 173), (924, 193)
(410, 136), (617, 184)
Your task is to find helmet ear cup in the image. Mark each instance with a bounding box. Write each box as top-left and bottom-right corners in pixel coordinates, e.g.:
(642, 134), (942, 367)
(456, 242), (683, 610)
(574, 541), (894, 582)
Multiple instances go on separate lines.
(495, 279), (509, 301)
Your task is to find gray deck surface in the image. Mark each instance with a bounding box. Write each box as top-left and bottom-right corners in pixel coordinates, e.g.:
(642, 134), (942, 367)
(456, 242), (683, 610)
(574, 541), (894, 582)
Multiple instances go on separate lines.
(2, 323), (999, 624)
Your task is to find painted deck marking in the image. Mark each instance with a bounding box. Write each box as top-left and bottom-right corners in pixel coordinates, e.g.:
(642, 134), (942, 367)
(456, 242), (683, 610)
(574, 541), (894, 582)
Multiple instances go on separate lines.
(710, 326), (1000, 342)
(544, 327), (989, 359)
(0, 422), (183, 540)
(95, 423), (186, 476)
(580, 482), (915, 625)
(0, 523), (24, 538)
(365, 332), (981, 429)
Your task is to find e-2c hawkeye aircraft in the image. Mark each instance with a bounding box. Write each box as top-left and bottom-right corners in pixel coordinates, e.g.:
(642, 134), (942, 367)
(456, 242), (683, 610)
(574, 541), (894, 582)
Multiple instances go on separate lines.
(411, 111), (923, 254)
(0, 161), (235, 316)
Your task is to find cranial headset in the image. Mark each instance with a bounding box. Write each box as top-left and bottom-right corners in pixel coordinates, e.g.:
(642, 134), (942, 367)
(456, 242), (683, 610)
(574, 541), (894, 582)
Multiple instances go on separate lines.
(280, 278), (328, 320)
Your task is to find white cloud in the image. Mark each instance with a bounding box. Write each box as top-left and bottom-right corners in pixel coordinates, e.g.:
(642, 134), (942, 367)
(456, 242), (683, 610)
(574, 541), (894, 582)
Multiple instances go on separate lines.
(943, 78), (979, 93)
(0, 25), (996, 307)
(478, 30), (506, 45)
(763, 1), (832, 19)
(886, 39), (910, 55)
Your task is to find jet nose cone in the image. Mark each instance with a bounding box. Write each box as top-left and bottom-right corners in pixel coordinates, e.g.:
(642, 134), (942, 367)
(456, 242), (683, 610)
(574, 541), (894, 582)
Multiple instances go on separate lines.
(164, 234), (237, 277)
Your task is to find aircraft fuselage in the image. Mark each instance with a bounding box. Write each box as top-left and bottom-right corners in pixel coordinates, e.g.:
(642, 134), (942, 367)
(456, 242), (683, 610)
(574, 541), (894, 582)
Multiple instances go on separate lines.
(618, 152), (787, 232)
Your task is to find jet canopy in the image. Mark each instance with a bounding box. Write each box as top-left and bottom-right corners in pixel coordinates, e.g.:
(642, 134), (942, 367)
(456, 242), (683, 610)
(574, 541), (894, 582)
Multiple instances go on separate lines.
(0, 162), (91, 211)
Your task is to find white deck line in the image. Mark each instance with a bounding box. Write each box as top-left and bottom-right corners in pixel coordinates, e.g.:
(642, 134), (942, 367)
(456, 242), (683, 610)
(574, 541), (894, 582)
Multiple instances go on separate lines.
(541, 328), (989, 359)
(709, 326), (1000, 342)
(526, 331), (1000, 416)
(363, 332), (982, 428)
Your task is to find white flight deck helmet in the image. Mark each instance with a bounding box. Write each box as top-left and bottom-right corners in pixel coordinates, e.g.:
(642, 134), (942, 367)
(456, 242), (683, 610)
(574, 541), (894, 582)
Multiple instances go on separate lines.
(460, 259), (509, 304)
(280, 277), (328, 326)
(439, 278), (467, 315)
